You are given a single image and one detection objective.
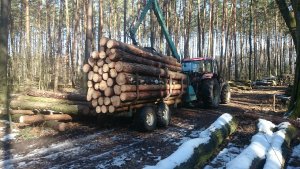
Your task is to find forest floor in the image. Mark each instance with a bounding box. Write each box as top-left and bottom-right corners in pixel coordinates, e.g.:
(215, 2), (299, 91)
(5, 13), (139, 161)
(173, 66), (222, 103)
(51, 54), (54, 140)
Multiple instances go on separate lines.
(0, 86), (299, 169)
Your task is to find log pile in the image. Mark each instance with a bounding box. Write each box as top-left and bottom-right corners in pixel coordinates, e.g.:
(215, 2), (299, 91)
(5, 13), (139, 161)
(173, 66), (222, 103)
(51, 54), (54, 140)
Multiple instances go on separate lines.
(83, 37), (187, 114)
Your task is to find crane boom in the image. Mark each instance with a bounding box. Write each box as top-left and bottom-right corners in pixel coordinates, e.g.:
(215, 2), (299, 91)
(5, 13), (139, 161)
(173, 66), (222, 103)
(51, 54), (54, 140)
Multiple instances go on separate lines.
(129, 0), (181, 61)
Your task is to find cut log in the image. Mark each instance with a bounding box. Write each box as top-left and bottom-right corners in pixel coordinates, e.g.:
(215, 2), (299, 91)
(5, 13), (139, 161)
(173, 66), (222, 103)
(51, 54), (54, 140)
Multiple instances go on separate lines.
(107, 78), (114, 87)
(83, 64), (91, 73)
(97, 59), (104, 67)
(19, 114), (72, 124)
(44, 120), (68, 132)
(88, 57), (95, 67)
(104, 97), (111, 105)
(91, 99), (98, 107)
(92, 73), (102, 82)
(108, 105), (115, 113)
(99, 80), (108, 91)
(93, 65), (99, 73)
(111, 96), (121, 107)
(87, 80), (93, 88)
(13, 95), (90, 106)
(101, 105), (108, 113)
(109, 49), (181, 71)
(116, 73), (164, 85)
(90, 51), (99, 59)
(147, 114), (238, 169)
(120, 90), (182, 102)
(10, 100), (89, 115)
(109, 69), (118, 78)
(104, 87), (114, 97)
(26, 90), (86, 101)
(9, 110), (35, 115)
(105, 57), (112, 64)
(102, 73), (109, 80)
(88, 71), (94, 81)
(113, 85), (121, 95)
(99, 37), (109, 47)
(94, 83), (100, 90)
(87, 87), (94, 101)
(98, 97), (104, 105)
(120, 84), (185, 92)
(108, 62), (116, 69)
(99, 51), (106, 59)
(102, 64), (109, 73)
(96, 106), (101, 113)
(115, 61), (186, 80)
(106, 39), (181, 67)
(91, 91), (101, 99)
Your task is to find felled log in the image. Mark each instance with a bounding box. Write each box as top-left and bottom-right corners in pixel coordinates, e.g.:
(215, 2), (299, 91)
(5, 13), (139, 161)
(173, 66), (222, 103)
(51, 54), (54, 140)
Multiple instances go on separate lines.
(26, 90), (86, 101)
(116, 73), (165, 85)
(19, 114), (72, 124)
(12, 95), (90, 106)
(10, 100), (89, 115)
(108, 49), (181, 72)
(120, 90), (183, 102)
(263, 122), (297, 169)
(106, 39), (181, 67)
(119, 84), (186, 93)
(115, 61), (186, 80)
(44, 120), (68, 132)
(9, 110), (35, 115)
(145, 113), (238, 169)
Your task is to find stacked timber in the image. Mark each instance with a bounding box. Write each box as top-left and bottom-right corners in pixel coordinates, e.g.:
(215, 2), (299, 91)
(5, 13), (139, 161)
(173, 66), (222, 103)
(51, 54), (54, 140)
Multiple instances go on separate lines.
(83, 37), (187, 114)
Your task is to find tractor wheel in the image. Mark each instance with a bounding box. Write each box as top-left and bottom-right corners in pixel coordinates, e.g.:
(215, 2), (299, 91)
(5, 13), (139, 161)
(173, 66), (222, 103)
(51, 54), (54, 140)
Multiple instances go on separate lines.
(135, 106), (157, 131)
(156, 102), (171, 127)
(201, 78), (221, 108)
(220, 83), (231, 104)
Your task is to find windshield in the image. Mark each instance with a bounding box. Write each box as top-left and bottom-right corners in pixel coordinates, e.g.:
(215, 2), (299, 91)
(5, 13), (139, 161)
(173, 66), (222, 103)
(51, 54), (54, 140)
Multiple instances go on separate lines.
(182, 60), (213, 73)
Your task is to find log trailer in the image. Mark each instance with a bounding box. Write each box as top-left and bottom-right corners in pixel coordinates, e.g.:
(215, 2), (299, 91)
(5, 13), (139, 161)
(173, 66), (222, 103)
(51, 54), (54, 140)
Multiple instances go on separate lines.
(127, 0), (231, 130)
(83, 0), (231, 132)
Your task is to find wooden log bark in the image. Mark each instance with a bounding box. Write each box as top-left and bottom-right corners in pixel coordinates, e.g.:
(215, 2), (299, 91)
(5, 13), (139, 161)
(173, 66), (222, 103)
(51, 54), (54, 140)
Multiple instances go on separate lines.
(10, 100), (89, 115)
(120, 90), (182, 102)
(9, 110), (35, 115)
(26, 90), (86, 101)
(108, 49), (182, 72)
(99, 37), (109, 47)
(88, 57), (95, 67)
(13, 95), (90, 106)
(106, 39), (181, 67)
(19, 114), (72, 124)
(115, 61), (186, 80)
(120, 84), (185, 92)
(116, 73), (165, 85)
(44, 120), (68, 132)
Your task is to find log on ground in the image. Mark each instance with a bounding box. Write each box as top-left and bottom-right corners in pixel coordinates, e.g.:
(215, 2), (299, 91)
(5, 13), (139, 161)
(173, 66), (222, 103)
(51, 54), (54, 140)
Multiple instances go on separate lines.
(26, 90), (86, 101)
(44, 120), (68, 132)
(19, 114), (72, 124)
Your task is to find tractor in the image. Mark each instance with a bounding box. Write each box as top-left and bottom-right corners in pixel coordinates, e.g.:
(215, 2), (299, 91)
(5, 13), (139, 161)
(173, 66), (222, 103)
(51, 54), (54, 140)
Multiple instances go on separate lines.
(129, 0), (231, 109)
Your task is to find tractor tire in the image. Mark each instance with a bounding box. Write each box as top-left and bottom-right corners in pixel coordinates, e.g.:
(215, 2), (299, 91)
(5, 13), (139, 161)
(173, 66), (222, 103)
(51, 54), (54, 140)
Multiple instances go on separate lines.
(135, 106), (157, 131)
(220, 83), (231, 104)
(156, 102), (171, 127)
(201, 78), (221, 108)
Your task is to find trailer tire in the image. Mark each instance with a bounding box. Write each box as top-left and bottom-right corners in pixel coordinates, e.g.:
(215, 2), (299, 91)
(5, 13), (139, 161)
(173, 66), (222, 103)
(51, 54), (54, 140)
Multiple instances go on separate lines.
(220, 83), (231, 104)
(156, 102), (171, 127)
(135, 106), (157, 131)
(201, 78), (220, 108)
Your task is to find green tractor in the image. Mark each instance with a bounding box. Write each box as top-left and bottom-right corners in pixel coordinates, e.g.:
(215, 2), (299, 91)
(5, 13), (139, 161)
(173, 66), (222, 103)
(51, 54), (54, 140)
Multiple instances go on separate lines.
(129, 0), (231, 109)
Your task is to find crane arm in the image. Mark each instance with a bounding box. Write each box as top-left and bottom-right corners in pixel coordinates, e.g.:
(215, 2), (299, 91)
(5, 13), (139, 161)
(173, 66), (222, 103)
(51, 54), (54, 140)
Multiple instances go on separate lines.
(129, 0), (181, 61)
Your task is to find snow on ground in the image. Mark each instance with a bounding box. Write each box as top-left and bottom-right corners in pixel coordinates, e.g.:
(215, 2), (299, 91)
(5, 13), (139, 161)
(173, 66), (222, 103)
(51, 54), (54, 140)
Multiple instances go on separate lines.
(263, 122), (291, 169)
(144, 113), (233, 169)
(287, 143), (300, 169)
(226, 119), (275, 169)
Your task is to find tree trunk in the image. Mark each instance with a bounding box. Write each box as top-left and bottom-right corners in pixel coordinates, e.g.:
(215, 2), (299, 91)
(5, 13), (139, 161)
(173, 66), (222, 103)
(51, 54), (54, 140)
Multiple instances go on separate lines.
(27, 90), (86, 101)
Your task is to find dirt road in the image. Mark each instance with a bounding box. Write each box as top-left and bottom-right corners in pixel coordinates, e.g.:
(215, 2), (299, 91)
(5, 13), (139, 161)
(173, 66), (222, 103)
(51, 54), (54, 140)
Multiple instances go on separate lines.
(1, 86), (299, 169)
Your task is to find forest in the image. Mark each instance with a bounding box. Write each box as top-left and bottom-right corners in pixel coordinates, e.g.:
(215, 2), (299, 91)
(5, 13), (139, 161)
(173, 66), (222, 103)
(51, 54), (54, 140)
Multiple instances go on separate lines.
(1, 0), (300, 168)
(0, 0), (296, 87)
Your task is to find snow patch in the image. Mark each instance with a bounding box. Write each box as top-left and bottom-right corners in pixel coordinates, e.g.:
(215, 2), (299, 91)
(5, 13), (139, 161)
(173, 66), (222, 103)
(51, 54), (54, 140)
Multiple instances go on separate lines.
(287, 141), (300, 168)
(144, 113), (233, 169)
(1, 133), (18, 141)
(227, 119), (275, 169)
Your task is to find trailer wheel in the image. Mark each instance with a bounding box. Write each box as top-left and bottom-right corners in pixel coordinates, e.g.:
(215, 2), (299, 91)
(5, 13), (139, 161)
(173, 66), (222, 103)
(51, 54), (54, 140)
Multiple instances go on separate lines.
(201, 78), (220, 108)
(135, 106), (157, 131)
(156, 102), (171, 127)
(220, 83), (231, 104)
